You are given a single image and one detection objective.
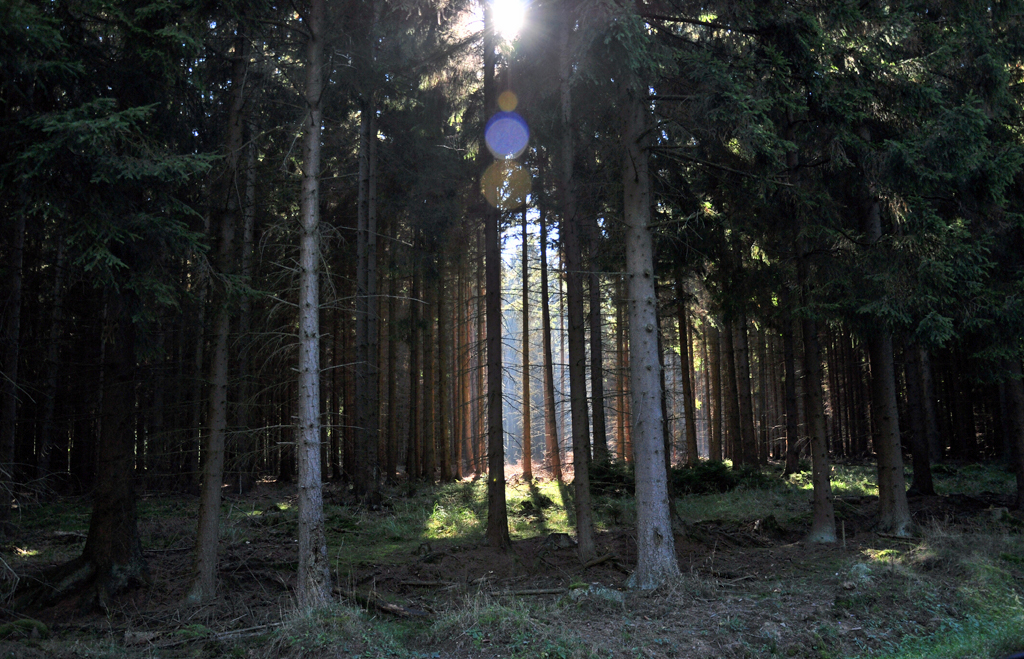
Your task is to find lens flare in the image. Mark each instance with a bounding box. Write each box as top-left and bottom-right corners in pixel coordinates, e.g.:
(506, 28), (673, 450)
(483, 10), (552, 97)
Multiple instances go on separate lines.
(485, 111), (529, 159)
(498, 90), (518, 112)
(481, 160), (531, 210)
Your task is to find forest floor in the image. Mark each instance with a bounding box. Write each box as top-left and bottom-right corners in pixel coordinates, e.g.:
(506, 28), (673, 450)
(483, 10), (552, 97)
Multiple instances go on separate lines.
(1, 461), (1023, 659)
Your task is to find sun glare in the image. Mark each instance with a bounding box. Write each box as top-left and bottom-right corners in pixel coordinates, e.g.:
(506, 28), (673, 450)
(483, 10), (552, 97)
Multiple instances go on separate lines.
(492, 0), (526, 40)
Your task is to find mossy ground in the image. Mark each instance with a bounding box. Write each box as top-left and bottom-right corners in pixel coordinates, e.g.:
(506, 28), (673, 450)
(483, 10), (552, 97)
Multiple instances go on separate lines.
(1, 461), (1021, 659)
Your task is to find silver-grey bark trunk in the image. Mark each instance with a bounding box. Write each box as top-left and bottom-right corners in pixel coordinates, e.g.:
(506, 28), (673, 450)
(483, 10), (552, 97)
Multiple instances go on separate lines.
(622, 85), (680, 590)
(296, 0), (331, 608)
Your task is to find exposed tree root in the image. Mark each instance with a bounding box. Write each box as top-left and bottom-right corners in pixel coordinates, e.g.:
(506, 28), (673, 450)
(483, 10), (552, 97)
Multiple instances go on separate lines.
(13, 551), (150, 614)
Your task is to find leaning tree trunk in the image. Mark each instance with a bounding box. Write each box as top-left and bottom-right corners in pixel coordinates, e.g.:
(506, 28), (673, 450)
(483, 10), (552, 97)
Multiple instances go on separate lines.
(622, 83), (680, 590)
(482, 0), (510, 550)
(295, 0), (332, 607)
(559, 0), (594, 562)
(539, 206), (563, 481)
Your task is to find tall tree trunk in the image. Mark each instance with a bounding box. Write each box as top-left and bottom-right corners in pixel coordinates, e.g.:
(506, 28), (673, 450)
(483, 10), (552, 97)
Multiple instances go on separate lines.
(905, 343), (935, 495)
(187, 36), (247, 603)
(721, 317), (741, 465)
(622, 83), (679, 589)
(781, 314), (802, 476)
(675, 276), (698, 464)
(482, 2), (510, 550)
(708, 322), (722, 461)
(616, 278), (629, 461)
(588, 217), (609, 465)
(407, 253), (422, 480)
(803, 318), (836, 543)
(521, 207), (533, 480)
(868, 331), (913, 536)
(39, 238), (68, 478)
(1004, 359), (1024, 510)
(1, 212), (26, 522)
(422, 278), (437, 481)
(701, 323), (715, 460)
(295, 0), (331, 606)
(558, 0), (593, 560)
(540, 206), (563, 481)
(438, 274), (453, 481)
(355, 96), (380, 502)
(919, 348), (942, 462)
(733, 313), (757, 467)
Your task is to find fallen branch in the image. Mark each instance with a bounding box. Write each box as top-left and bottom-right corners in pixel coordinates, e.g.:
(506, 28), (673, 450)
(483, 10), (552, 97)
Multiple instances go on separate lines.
(336, 588), (428, 618)
(399, 580), (455, 588)
(491, 588), (568, 596)
(581, 553), (616, 570)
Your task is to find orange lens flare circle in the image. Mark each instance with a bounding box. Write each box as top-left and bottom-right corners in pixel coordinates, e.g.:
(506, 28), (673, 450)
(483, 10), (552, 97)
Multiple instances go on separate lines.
(481, 160), (531, 210)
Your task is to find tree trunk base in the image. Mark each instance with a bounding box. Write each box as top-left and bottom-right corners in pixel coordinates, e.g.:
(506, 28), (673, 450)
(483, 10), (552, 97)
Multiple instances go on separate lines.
(14, 551), (150, 614)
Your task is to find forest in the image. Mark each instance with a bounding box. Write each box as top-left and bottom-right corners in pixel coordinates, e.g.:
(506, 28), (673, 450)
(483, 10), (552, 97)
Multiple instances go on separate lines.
(2, 0), (1024, 656)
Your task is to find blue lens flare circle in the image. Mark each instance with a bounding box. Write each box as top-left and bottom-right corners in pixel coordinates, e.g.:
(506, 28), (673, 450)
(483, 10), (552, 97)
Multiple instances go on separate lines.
(485, 111), (529, 159)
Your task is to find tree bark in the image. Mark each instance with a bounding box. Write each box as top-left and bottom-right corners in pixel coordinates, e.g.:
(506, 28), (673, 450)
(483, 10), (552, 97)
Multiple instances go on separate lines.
(521, 207), (533, 480)
(905, 343), (935, 495)
(559, 0), (594, 562)
(707, 322), (722, 461)
(540, 206), (563, 481)
(355, 95), (380, 502)
(734, 312), (757, 467)
(1003, 359), (1024, 510)
(622, 83), (679, 590)
(868, 331), (913, 537)
(675, 276), (698, 464)
(588, 217), (609, 464)
(295, 0), (332, 606)
(438, 274), (453, 481)
(781, 313), (802, 476)
(482, 1), (510, 550)
(187, 35), (247, 603)
(1, 212), (26, 523)
(803, 318), (836, 543)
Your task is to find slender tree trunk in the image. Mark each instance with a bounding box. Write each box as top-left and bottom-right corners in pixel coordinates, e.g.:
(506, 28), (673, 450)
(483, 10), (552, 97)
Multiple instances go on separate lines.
(188, 37), (248, 601)
(385, 261), (399, 481)
(540, 207), (563, 481)
(708, 322), (722, 461)
(616, 278), (628, 461)
(701, 323), (714, 459)
(39, 239), (67, 478)
(521, 207), (533, 480)
(407, 259), (421, 480)
(422, 278), (437, 481)
(1004, 359), (1024, 510)
(868, 331), (913, 536)
(734, 313), (757, 467)
(675, 277), (698, 464)
(1, 213), (26, 521)
(438, 274), (453, 481)
(721, 317), (741, 465)
(588, 218), (609, 464)
(482, 2), (510, 549)
(803, 318), (836, 543)
(919, 348), (942, 462)
(295, 0), (331, 605)
(622, 83), (679, 589)
(355, 96), (380, 502)
(782, 315), (802, 476)
(560, 0), (595, 562)
(905, 343), (935, 495)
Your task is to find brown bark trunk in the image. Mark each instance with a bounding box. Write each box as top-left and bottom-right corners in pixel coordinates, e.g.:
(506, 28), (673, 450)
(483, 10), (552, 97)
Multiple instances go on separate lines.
(803, 318), (836, 543)
(559, 0), (594, 561)
(588, 218), (609, 464)
(734, 313), (758, 467)
(708, 322), (722, 461)
(675, 277), (698, 464)
(521, 207), (533, 480)
(540, 206), (563, 481)
(905, 343), (935, 495)
(868, 331), (913, 536)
